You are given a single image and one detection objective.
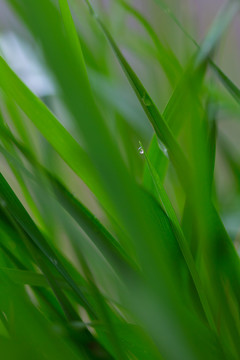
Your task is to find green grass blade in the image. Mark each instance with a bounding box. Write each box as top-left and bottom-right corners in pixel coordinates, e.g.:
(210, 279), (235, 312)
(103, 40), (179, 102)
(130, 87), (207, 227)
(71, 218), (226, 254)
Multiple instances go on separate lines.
(195, 1), (239, 66)
(0, 172), (95, 316)
(0, 56), (100, 196)
(154, 0), (240, 105)
(0, 271), (87, 360)
(82, 3), (190, 184)
(0, 124), (136, 276)
(141, 142), (217, 333)
(114, 0), (181, 85)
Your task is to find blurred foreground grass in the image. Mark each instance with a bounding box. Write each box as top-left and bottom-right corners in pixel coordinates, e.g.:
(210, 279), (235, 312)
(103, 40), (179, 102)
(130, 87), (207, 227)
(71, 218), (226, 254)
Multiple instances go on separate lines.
(0, 0), (240, 359)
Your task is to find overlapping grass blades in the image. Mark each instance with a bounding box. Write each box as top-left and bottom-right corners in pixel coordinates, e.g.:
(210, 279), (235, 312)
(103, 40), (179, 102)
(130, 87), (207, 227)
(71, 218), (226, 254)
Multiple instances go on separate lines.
(0, 0), (240, 359)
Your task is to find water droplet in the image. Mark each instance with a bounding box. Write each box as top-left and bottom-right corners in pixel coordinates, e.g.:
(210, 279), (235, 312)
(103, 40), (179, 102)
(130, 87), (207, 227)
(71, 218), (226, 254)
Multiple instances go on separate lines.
(138, 146), (144, 155)
(142, 93), (151, 107)
(163, 147), (169, 157)
(158, 140), (169, 158)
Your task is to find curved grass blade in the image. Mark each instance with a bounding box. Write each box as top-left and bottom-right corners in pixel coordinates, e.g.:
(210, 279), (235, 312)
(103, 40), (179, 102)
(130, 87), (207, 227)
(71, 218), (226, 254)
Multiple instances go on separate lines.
(7, 218), (80, 322)
(0, 111), (44, 226)
(114, 0), (181, 85)
(210, 62), (240, 104)
(82, 3), (240, 351)
(206, 102), (218, 188)
(143, 0), (238, 187)
(154, 0), (240, 105)
(82, 2), (190, 185)
(0, 271), (88, 360)
(0, 56), (100, 197)
(0, 118), (225, 359)
(0, 124), (136, 277)
(194, 1), (239, 66)
(0, 172), (95, 317)
(0, 180), (114, 357)
(77, 253), (128, 360)
(0, 267), (51, 287)
(3, 2), (238, 359)
(141, 142), (217, 333)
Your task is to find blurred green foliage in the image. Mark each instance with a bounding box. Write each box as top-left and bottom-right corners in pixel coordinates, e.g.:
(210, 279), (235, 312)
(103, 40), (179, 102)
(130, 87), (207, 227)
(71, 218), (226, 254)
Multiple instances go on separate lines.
(0, 0), (240, 359)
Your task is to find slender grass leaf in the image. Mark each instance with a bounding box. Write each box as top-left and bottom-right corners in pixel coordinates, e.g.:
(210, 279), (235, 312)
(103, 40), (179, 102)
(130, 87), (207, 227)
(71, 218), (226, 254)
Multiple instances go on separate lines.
(0, 172), (96, 317)
(154, 0), (240, 105)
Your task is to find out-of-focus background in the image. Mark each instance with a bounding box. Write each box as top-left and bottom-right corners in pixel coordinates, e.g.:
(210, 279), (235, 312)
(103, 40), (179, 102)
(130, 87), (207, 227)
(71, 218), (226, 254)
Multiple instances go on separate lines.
(1, 0), (239, 95)
(0, 0), (240, 240)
